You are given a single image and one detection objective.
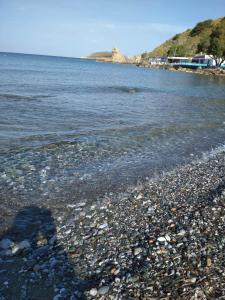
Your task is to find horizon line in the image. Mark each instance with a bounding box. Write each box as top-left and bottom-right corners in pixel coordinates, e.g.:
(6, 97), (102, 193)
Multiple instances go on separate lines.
(0, 51), (84, 60)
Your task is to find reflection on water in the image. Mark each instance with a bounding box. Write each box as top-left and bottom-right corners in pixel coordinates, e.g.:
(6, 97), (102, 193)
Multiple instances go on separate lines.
(0, 52), (225, 204)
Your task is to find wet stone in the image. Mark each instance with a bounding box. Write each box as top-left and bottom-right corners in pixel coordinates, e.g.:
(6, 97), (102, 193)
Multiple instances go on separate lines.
(89, 288), (98, 296)
(98, 286), (110, 295)
(0, 239), (13, 250)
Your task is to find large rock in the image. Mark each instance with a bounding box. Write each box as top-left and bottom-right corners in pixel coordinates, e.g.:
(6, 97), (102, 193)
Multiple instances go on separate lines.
(111, 48), (127, 63)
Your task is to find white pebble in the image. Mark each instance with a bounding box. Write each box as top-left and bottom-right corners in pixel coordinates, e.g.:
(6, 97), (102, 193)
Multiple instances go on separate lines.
(89, 288), (98, 296)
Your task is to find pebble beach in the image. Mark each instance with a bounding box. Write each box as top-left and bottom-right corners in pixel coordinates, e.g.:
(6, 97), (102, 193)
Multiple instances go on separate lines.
(1, 151), (225, 300)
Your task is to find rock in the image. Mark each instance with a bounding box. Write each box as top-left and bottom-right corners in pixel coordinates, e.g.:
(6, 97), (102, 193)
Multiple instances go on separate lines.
(147, 207), (154, 214)
(190, 288), (207, 300)
(134, 247), (142, 255)
(128, 276), (139, 283)
(177, 230), (186, 237)
(49, 235), (56, 245)
(207, 257), (212, 267)
(33, 245), (49, 258)
(33, 264), (41, 272)
(18, 240), (31, 249)
(59, 288), (68, 297)
(165, 234), (171, 242)
(89, 288), (98, 296)
(87, 48), (128, 64)
(98, 223), (108, 229)
(128, 54), (142, 64)
(157, 237), (167, 243)
(11, 244), (21, 255)
(98, 286), (109, 295)
(0, 239), (13, 250)
(112, 48), (127, 63)
(136, 194), (143, 200)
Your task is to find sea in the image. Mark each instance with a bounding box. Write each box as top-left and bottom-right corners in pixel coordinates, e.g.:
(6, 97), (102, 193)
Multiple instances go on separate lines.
(1, 52), (225, 205)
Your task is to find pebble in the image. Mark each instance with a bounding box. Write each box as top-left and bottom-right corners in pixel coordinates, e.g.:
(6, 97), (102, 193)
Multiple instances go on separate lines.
(207, 257), (212, 267)
(134, 247), (142, 255)
(11, 244), (21, 255)
(157, 237), (167, 243)
(0, 238), (13, 250)
(165, 234), (171, 242)
(1, 152), (225, 299)
(98, 223), (108, 229)
(98, 286), (109, 295)
(89, 288), (98, 296)
(177, 230), (186, 237)
(18, 240), (31, 249)
(32, 245), (49, 258)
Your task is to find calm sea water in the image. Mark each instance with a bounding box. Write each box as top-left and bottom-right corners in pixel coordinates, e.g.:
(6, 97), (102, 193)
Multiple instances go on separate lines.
(1, 52), (225, 204)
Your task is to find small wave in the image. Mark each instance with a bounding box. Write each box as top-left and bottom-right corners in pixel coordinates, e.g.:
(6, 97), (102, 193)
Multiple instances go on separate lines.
(202, 143), (225, 160)
(69, 85), (161, 95)
(0, 93), (52, 101)
(108, 86), (144, 93)
(101, 85), (161, 94)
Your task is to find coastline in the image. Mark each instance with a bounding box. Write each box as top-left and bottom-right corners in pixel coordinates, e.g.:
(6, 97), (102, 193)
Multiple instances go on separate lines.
(85, 56), (225, 77)
(137, 63), (225, 77)
(1, 149), (225, 299)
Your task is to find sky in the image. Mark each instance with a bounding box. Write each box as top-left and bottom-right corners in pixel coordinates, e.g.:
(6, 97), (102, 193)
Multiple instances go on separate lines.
(0, 0), (224, 58)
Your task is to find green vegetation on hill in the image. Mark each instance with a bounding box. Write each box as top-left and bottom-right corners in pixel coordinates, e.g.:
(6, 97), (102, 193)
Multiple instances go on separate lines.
(87, 51), (112, 59)
(198, 17), (225, 66)
(142, 17), (225, 61)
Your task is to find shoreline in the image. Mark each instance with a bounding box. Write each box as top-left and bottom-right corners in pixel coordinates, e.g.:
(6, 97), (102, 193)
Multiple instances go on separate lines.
(1, 150), (225, 299)
(137, 63), (225, 77)
(85, 57), (225, 77)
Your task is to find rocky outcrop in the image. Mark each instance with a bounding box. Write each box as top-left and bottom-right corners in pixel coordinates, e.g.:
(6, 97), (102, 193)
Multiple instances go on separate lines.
(87, 48), (128, 64)
(128, 54), (142, 64)
(111, 48), (127, 63)
(87, 48), (142, 64)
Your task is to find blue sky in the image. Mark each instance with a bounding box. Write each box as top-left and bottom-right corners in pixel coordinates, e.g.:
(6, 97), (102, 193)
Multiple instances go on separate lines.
(0, 0), (224, 57)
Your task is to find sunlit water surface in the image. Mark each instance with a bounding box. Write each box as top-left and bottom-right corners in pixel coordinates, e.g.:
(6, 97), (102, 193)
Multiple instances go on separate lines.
(1, 52), (225, 204)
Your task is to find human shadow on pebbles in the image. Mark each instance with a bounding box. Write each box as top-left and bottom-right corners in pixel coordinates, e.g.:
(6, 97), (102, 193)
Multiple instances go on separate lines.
(0, 206), (97, 300)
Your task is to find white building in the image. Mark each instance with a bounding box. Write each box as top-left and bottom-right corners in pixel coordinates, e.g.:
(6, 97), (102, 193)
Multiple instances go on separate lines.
(192, 54), (215, 66)
(148, 57), (167, 65)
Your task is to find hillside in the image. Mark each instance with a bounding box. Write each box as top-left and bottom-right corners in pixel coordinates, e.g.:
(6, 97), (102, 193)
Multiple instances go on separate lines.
(87, 51), (112, 60)
(141, 17), (224, 60)
(87, 48), (128, 63)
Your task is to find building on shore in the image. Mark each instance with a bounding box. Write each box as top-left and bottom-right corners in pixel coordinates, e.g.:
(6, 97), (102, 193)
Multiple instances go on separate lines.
(167, 57), (191, 64)
(148, 56), (168, 65)
(192, 54), (214, 66)
(146, 54), (225, 69)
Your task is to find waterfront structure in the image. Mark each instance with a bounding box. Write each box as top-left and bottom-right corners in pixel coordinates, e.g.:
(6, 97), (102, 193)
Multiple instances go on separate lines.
(192, 54), (214, 66)
(147, 54), (225, 69)
(149, 57), (167, 65)
(167, 57), (191, 64)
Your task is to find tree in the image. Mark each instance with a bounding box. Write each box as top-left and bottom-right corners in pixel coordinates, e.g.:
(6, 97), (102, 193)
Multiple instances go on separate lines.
(199, 18), (225, 66)
(141, 52), (149, 61)
(197, 36), (210, 53)
(207, 19), (225, 66)
(167, 44), (187, 57)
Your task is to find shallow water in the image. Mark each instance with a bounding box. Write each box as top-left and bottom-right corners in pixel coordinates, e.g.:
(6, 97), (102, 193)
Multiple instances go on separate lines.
(1, 52), (225, 204)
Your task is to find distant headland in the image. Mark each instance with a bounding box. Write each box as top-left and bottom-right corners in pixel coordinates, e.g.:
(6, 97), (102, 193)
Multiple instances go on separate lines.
(87, 47), (141, 64)
(86, 17), (225, 76)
